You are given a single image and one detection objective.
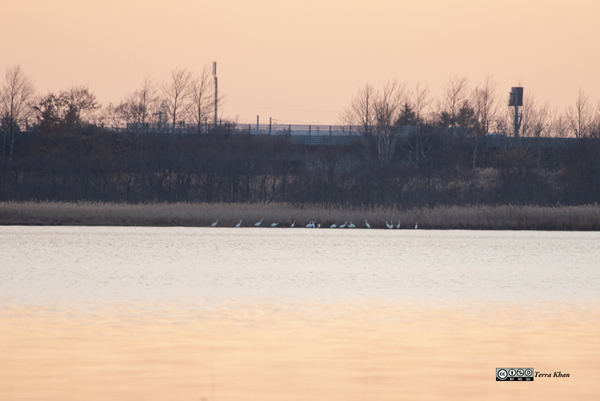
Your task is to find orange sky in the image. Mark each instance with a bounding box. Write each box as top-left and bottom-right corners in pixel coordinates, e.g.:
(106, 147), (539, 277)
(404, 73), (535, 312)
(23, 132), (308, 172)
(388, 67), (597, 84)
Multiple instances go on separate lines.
(2, 0), (599, 125)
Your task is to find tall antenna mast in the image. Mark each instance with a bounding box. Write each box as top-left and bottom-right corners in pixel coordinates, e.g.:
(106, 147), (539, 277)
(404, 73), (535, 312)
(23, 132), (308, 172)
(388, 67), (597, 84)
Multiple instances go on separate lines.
(213, 62), (218, 129)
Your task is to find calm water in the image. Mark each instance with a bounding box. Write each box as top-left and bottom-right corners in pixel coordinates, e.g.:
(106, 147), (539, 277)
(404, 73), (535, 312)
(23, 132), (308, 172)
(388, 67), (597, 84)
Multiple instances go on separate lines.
(1, 226), (600, 400)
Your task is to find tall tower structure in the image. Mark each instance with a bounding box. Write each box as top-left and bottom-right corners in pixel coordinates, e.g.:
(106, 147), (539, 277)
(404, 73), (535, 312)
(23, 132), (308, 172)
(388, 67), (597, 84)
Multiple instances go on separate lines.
(509, 87), (523, 137)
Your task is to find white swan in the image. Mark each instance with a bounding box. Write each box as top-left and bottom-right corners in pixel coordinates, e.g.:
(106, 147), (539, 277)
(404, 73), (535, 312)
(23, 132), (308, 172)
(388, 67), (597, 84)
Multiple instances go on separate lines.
(396, 220), (401, 229)
(291, 220), (295, 227)
(211, 219), (218, 227)
(271, 222), (278, 227)
(306, 221), (314, 228)
(340, 222), (347, 228)
(365, 219), (370, 228)
(317, 223), (321, 228)
(415, 222), (418, 229)
(255, 219), (263, 227)
(330, 223), (337, 228)
(385, 221), (393, 229)
(235, 220), (242, 227)
(348, 221), (356, 228)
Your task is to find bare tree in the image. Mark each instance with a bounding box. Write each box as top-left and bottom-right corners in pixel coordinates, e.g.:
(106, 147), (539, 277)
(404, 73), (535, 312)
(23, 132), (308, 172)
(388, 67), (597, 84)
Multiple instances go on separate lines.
(409, 82), (431, 123)
(161, 68), (194, 133)
(340, 83), (376, 136)
(592, 101), (600, 138)
(188, 65), (214, 133)
(100, 102), (125, 129)
(551, 113), (569, 138)
(566, 89), (593, 138)
(373, 81), (407, 165)
(439, 76), (469, 127)
(1, 65), (35, 160)
(341, 81), (407, 167)
(519, 92), (552, 138)
(131, 76), (159, 131)
(471, 75), (499, 136)
(59, 85), (100, 126)
(115, 76), (160, 132)
(468, 76), (499, 170)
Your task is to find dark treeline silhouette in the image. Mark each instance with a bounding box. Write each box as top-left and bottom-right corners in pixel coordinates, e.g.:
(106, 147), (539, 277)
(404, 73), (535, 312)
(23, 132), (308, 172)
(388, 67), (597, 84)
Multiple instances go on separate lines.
(2, 121), (600, 207)
(2, 65), (600, 207)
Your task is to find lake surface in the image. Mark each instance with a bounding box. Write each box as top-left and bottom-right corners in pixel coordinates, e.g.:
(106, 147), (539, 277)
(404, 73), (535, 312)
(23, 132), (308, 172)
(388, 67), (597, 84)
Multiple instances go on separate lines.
(1, 226), (599, 400)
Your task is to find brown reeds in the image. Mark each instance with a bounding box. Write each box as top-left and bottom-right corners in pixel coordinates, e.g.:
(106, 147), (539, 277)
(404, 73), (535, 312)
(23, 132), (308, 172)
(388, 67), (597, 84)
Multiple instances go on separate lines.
(1, 202), (600, 230)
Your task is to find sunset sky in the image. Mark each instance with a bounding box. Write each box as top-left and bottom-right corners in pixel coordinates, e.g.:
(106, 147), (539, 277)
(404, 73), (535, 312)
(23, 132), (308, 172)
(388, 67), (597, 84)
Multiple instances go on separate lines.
(2, 0), (599, 125)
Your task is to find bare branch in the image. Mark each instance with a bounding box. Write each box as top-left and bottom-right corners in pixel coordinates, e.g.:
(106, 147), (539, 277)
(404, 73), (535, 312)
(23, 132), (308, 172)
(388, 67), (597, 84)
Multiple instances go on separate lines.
(440, 76), (469, 126)
(566, 89), (592, 138)
(1, 65), (36, 160)
(471, 75), (499, 136)
(161, 68), (194, 133)
(188, 65), (214, 133)
(410, 82), (431, 123)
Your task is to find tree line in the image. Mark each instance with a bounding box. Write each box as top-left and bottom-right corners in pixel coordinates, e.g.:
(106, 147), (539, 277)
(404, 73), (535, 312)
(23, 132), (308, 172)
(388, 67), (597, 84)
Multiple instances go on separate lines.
(1, 65), (600, 207)
(3, 66), (600, 139)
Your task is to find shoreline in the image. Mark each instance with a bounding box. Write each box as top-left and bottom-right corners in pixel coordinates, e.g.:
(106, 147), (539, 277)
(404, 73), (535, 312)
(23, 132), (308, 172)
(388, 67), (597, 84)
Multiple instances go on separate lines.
(1, 202), (600, 231)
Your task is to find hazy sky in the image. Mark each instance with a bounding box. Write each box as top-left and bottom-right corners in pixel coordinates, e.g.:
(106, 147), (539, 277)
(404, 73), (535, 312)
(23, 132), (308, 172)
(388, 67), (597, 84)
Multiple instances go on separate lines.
(2, 0), (599, 125)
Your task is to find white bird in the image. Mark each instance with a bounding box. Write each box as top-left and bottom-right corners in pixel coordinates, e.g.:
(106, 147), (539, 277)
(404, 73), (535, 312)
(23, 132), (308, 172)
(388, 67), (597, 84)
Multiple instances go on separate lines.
(271, 222), (278, 227)
(330, 223), (337, 228)
(291, 220), (295, 227)
(235, 220), (242, 227)
(340, 222), (347, 228)
(348, 221), (356, 228)
(396, 220), (401, 229)
(365, 219), (370, 228)
(415, 222), (418, 229)
(255, 219), (263, 227)
(211, 219), (218, 227)
(317, 223), (321, 228)
(385, 221), (393, 229)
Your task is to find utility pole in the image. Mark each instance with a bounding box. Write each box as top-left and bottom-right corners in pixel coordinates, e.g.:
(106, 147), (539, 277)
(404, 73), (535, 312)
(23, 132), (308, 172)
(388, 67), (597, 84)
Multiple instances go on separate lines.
(509, 87), (523, 137)
(213, 62), (218, 129)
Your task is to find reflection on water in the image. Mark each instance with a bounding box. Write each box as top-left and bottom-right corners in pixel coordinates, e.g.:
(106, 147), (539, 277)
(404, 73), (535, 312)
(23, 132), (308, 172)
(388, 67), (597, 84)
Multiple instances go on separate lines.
(1, 227), (600, 400)
(2, 303), (600, 401)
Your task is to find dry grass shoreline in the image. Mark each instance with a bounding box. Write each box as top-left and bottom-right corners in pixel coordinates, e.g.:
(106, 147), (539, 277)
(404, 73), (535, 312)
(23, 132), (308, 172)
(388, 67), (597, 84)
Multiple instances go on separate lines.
(1, 202), (600, 230)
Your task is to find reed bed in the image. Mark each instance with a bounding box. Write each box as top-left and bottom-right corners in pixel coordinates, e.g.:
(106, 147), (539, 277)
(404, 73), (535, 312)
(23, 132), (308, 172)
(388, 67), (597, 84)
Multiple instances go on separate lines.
(1, 201), (599, 230)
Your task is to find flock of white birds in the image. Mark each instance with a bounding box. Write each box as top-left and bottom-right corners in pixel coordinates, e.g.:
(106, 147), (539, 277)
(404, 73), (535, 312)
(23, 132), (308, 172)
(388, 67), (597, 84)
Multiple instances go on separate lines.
(210, 219), (418, 229)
